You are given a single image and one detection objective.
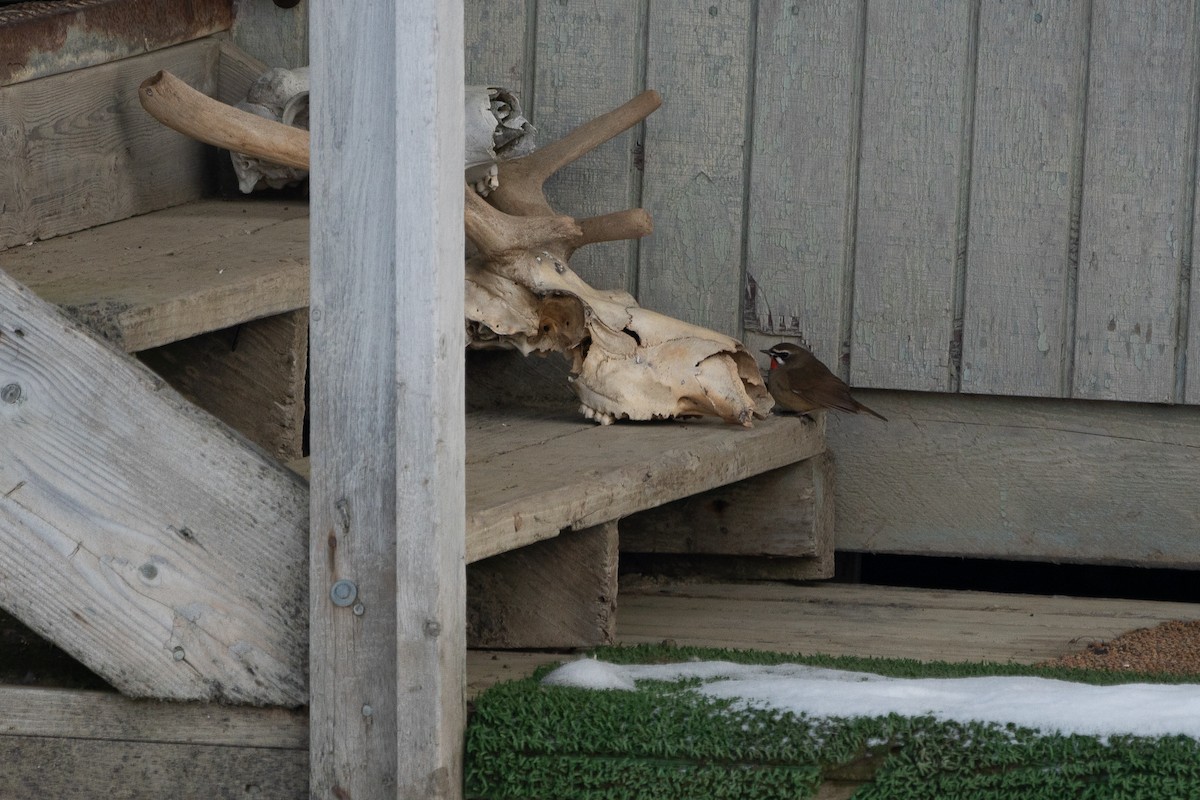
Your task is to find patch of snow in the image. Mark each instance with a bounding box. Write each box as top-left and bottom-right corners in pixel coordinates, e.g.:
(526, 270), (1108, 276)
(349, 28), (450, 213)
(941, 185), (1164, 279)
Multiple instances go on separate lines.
(541, 658), (636, 691)
(540, 659), (1200, 739)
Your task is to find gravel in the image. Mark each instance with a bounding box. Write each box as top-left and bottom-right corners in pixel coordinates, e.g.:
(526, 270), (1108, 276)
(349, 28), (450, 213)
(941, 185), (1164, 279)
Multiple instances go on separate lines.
(1040, 620), (1200, 676)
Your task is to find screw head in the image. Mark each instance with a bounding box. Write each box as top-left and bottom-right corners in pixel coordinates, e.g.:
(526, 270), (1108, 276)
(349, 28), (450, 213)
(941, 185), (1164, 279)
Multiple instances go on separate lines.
(172, 646), (185, 661)
(352, 602), (365, 616)
(1, 383), (22, 404)
(330, 579), (357, 607)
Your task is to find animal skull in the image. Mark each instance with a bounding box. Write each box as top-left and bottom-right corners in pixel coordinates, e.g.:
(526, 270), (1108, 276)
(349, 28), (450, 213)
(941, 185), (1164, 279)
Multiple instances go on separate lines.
(145, 70), (770, 425)
(463, 91), (772, 426)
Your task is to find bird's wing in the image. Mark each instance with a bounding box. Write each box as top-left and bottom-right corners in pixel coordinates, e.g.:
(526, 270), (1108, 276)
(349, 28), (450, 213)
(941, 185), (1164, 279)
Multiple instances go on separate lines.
(788, 382), (862, 415)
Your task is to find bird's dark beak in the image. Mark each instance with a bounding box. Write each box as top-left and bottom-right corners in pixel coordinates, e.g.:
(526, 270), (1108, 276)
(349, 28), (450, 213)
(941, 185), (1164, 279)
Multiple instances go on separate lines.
(759, 349), (772, 356)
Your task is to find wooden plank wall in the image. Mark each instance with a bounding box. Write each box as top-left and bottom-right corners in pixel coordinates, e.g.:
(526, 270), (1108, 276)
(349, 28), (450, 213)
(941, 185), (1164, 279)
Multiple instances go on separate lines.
(466, 0), (1200, 405)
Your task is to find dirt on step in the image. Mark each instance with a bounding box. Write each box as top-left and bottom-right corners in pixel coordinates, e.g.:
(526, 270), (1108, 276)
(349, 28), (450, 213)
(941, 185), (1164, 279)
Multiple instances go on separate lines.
(1040, 619), (1200, 676)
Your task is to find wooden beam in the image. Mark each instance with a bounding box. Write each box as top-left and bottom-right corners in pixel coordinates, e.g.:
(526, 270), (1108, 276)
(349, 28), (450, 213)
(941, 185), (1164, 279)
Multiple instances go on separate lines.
(309, 2), (466, 798)
(138, 310), (308, 461)
(0, 270), (308, 705)
(0, 685), (306, 747)
(0, 686), (306, 799)
(216, 38), (269, 104)
(621, 454), (831, 558)
(467, 521), (618, 649)
(826, 390), (1200, 567)
(0, 39), (220, 250)
(620, 451), (836, 582)
(616, 581), (1200, 664)
(0, 0), (233, 87)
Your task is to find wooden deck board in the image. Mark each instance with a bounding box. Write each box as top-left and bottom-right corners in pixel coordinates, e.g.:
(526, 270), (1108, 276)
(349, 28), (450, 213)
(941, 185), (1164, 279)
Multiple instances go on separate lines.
(3, 198), (309, 352)
(618, 581), (1200, 664)
(466, 409), (825, 561)
(467, 582), (1200, 694)
(292, 408), (824, 563)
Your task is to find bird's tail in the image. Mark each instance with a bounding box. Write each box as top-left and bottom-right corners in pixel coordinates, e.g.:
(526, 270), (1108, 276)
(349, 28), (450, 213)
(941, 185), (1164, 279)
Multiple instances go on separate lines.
(855, 401), (888, 422)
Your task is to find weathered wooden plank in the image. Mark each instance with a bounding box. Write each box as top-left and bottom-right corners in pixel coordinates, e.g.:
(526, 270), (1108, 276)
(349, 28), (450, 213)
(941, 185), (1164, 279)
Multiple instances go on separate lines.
(637, 0), (753, 337)
(309, 2), (466, 797)
(849, 0), (974, 390)
(0, 0), (232, 87)
(743, 0), (863, 371)
(467, 650), (567, 697)
(0, 686), (306, 747)
(138, 310), (308, 460)
(3, 199), (309, 352)
(617, 580), (1200, 663)
(824, 390), (1200, 567)
(1190, 171), (1200, 404)
(621, 455), (828, 558)
(533, 0), (645, 292)
(466, 409), (826, 562)
(230, 0), (308, 70)
(1072, 1), (1197, 403)
(0, 737), (306, 800)
(464, 0), (528, 90)
(468, 582), (1200, 695)
(0, 39), (220, 249)
(960, 0), (1090, 397)
(622, 552), (833, 582)
(467, 521), (618, 648)
(293, 407), (827, 564)
(0, 270), (308, 705)
(216, 37), (269, 105)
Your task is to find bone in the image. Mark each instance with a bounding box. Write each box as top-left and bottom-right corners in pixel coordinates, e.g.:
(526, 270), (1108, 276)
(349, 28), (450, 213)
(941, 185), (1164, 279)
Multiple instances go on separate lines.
(138, 71), (772, 425)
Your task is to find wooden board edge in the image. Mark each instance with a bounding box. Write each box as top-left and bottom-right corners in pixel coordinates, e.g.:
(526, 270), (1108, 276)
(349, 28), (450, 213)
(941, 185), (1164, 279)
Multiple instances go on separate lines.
(0, 0), (233, 87)
(0, 685), (306, 748)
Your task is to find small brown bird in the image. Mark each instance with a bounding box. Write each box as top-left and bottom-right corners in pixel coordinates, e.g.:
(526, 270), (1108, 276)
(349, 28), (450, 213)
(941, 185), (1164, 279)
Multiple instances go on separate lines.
(761, 342), (887, 421)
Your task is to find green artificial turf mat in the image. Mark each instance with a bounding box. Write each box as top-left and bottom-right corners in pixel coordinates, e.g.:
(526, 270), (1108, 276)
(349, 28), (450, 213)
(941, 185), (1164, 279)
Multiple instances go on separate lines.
(466, 645), (1200, 799)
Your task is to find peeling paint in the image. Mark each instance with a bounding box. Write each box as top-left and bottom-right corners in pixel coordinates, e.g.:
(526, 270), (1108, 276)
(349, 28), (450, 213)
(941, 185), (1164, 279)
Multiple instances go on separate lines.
(0, 0), (232, 87)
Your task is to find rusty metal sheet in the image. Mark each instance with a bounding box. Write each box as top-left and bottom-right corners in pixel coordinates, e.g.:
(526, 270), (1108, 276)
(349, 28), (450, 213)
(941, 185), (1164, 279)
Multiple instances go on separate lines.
(0, 0), (233, 87)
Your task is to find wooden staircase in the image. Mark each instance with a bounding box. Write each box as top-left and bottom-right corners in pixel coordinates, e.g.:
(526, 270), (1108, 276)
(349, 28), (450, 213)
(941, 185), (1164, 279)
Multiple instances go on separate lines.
(0, 26), (833, 710)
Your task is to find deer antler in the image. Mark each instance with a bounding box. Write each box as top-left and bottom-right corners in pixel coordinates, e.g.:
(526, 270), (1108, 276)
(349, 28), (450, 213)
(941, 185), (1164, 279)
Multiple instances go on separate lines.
(463, 91), (771, 426)
(140, 71), (772, 425)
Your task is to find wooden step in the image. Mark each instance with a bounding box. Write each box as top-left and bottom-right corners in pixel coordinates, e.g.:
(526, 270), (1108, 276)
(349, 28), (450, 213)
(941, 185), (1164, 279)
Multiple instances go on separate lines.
(2, 198), (308, 352)
(291, 406), (826, 563)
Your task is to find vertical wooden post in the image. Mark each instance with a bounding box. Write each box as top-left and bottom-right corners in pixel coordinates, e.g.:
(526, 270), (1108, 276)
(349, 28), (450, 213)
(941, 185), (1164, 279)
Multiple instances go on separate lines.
(309, 3), (465, 798)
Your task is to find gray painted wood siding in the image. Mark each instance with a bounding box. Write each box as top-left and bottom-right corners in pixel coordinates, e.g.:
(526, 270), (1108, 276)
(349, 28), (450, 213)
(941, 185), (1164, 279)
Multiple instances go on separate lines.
(466, 0), (1200, 404)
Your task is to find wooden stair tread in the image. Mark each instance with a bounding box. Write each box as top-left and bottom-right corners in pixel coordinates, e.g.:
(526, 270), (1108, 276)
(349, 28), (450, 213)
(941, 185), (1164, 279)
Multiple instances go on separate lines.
(2, 198), (309, 352)
(292, 407), (825, 563)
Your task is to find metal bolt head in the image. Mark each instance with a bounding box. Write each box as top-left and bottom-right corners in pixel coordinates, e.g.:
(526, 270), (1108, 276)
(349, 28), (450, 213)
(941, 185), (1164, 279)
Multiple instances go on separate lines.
(1, 383), (21, 404)
(172, 646), (185, 661)
(330, 579), (357, 607)
(352, 603), (365, 616)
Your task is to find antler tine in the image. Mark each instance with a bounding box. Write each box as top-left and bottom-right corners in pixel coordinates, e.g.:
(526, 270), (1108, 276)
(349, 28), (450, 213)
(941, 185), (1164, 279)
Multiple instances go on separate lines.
(566, 209), (654, 258)
(464, 186), (581, 259)
(489, 90), (662, 217)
